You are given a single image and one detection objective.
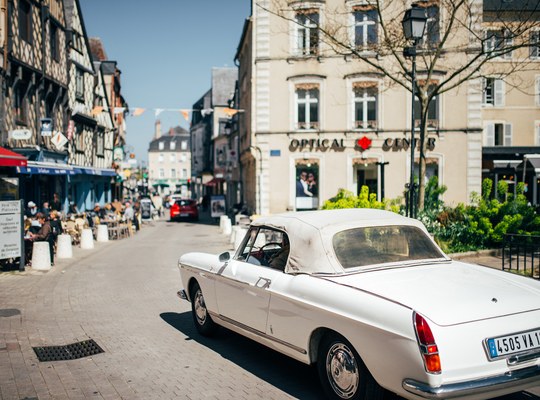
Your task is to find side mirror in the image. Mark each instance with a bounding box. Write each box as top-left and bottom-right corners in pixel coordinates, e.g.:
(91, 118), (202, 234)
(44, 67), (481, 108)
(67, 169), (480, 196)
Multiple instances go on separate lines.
(218, 252), (231, 262)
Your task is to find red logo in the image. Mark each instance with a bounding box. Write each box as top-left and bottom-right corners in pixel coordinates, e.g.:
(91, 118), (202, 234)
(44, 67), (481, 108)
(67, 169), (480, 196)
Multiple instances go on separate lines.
(357, 136), (372, 151)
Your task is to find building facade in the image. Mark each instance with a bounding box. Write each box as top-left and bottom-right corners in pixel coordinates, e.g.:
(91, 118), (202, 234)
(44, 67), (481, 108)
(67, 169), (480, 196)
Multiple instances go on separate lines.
(148, 122), (191, 197)
(236, 0), (539, 215)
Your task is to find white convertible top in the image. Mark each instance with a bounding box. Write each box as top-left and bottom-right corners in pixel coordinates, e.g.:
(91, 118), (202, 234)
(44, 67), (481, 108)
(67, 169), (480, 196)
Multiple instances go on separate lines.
(252, 209), (431, 274)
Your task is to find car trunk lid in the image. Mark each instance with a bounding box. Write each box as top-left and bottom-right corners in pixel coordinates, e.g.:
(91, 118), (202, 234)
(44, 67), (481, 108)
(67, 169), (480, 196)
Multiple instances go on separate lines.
(327, 261), (540, 326)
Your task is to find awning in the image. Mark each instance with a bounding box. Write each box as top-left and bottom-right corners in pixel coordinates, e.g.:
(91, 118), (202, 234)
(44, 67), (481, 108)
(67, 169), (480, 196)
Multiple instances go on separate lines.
(77, 166), (116, 176)
(17, 161), (77, 175)
(204, 178), (224, 187)
(152, 180), (170, 187)
(0, 147), (27, 167)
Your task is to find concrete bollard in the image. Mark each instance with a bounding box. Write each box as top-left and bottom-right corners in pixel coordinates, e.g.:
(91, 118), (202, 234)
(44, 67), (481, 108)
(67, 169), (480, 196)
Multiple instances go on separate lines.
(222, 217), (232, 236)
(234, 227), (248, 250)
(230, 225), (239, 244)
(96, 224), (109, 242)
(80, 228), (94, 249)
(56, 234), (73, 259)
(32, 242), (51, 271)
(219, 215), (228, 233)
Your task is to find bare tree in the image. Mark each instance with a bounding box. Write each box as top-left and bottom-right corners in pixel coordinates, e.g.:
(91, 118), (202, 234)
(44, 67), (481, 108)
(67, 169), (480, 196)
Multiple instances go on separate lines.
(256, 0), (540, 211)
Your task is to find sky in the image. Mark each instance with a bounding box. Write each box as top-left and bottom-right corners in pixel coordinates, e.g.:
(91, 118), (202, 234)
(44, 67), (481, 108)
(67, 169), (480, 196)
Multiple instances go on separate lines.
(79, 0), (252, 164)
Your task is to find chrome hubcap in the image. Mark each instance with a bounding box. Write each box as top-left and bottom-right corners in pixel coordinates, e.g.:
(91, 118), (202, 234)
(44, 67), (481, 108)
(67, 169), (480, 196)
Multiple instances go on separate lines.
(194, 290), (207, 325)
(326, 343), (359, 399)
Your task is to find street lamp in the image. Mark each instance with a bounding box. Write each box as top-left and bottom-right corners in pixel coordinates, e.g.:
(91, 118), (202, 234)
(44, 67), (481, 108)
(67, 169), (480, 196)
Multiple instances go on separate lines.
(402, 6), (427, 218)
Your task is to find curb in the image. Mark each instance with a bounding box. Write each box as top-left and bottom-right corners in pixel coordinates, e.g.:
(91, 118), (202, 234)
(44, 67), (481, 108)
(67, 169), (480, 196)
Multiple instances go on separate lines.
(449, 248), (502, 260)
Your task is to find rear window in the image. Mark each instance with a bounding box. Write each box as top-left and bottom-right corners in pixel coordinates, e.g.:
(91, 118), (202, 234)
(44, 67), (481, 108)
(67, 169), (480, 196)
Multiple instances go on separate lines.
(176, 200), (195, 206)
(332, 225), (445, 269)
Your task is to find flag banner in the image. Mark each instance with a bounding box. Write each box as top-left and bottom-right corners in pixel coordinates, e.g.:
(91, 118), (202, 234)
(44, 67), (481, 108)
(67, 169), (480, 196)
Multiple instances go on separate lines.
(155, 108), (164, 118)
(223, 107), (239, 117)
(180, 109), (190, 121)
(201, 108), (213, 117)
(92, 106), (103, 116)
(132, 108), (146, 117)
(114, 107), (125, 114)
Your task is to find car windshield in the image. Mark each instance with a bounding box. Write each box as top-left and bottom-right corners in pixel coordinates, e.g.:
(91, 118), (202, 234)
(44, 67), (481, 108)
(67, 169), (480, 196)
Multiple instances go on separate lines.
(176, 200), (193, 206)
(332, 225), (445, 269)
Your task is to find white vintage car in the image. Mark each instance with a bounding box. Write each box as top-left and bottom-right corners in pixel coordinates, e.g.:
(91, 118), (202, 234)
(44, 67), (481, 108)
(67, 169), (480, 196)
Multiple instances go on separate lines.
(177, 209), (540, 400)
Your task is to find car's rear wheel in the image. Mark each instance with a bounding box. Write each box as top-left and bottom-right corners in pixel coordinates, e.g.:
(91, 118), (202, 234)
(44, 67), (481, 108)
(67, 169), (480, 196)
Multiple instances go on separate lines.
(190, 282), (217, 336)
(317, 333), (384, 400)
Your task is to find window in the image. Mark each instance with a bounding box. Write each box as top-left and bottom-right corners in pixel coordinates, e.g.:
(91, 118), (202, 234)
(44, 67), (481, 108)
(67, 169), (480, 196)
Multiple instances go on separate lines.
(237, 227), (290, 271)
(96, 132), (104, 156)
(296, 84), (319, 130)
(170, 153), (175, 162)
(159, 153), (164, 162)
(18, 0), (32, 44)
(181, 141), (187, 150)
(353, 8), (377, 50)
(13, 84), (29, 125)
(159, 168), (165, 178)
(295, 10), (319, 56)
(171, 169), (176, 179)
(530, 31), (539, 59)
(170, 141), (176, 150)
(483, 78), (505, 106)
(74, 123), (84, 151)
(536, 122), (540, 145)
(353, 83), (377, 129)
(484, 29), (512, 59)
(50, 22), (60, 62)
(414, 84), (439, 129)
(422, 5), (440, 47)
(158, 141), (164, 150)
(181, 154), (186, 162)
(182, 168), (187, 179)
(75, 68), (84, 100)
(485, 123), (512, 146)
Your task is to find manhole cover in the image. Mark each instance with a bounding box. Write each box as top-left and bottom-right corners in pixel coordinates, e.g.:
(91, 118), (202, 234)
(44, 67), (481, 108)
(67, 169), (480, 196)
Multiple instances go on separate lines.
(33, 339), (104, 362)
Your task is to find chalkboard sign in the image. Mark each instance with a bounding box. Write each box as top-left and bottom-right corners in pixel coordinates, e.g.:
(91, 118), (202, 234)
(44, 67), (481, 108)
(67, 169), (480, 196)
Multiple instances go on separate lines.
(140, 198), (152, 221)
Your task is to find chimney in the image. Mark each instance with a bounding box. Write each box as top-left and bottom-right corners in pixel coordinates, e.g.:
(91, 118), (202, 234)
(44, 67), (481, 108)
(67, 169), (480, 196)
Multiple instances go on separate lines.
(155, 120), (162, 139)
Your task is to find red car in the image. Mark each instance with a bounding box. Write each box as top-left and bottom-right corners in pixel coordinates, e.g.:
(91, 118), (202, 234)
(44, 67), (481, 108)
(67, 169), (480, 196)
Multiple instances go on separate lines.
(170, 199), (199, 222)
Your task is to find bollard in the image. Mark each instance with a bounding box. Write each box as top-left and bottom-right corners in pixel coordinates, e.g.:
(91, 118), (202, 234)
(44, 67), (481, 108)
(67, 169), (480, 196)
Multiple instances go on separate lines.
(56, 234), (73, 259)
(80, 228), (94, 249)
(219, 215), (228, 233)
(32, 242), (51, 271)
(96, 224), (109, 242)
(230, 225), (239, 244)
(234, 227), (248, 250)
(222, 217), (232, 236)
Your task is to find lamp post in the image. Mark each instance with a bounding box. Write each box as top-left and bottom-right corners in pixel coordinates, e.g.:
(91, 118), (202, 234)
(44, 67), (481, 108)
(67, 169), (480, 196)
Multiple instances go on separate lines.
(402, 6), (427, 218)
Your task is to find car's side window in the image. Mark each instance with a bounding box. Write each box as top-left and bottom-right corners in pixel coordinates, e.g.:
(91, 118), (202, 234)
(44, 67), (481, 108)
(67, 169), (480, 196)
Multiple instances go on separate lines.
(237, 226), (289, 271)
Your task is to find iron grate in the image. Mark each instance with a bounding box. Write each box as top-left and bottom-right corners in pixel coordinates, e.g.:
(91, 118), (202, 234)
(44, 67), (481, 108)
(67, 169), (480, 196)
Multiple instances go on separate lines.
(33, 339), (104, 362)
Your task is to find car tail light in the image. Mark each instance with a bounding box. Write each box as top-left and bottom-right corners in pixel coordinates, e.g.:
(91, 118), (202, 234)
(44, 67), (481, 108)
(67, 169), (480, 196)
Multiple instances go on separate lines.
(414, 312), (441, 374)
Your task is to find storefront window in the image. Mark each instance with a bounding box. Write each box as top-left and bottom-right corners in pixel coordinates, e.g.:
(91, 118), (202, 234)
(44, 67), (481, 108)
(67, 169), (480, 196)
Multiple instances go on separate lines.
(295, 162), (318, 210)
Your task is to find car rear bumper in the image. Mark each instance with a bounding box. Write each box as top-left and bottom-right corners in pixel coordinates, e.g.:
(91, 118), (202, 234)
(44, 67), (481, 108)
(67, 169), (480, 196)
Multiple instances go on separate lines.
(403, 364), (540, 399)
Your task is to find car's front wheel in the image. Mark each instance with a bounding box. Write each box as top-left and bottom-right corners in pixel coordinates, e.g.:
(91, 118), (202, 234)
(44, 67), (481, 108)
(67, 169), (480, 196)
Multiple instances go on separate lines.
(190, 281), (217, 336)
(317, 333), (384, 400)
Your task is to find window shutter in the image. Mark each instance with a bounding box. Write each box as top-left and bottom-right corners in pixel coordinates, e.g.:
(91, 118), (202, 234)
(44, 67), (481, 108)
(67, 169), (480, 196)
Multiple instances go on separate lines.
(485, 123), (495, 146)
(494, 79), (505, 106)
(504, 35), (513, 59)
(504, 124), (512, 146)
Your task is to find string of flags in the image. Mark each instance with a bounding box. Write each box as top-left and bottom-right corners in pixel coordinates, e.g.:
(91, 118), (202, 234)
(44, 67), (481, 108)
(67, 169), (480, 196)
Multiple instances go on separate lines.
(90, 106), (242, 121)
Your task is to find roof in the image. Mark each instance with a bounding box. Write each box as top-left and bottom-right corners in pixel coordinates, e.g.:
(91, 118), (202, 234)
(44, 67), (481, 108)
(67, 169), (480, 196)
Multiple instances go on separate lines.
(148, 128), (190, 152)
(211, 67), (237, 106)
(252, 209), (426, 274)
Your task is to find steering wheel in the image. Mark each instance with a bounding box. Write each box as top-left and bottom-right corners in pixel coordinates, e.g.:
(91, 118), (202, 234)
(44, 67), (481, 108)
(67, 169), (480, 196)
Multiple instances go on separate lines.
(254, 242), (282, 263)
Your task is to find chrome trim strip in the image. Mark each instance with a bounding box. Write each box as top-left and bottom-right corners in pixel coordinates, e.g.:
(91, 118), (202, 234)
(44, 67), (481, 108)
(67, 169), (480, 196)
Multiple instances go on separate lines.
(209, 311), (307, 355)
(508, 350), (540, 366)
(403, 364), (540, 399)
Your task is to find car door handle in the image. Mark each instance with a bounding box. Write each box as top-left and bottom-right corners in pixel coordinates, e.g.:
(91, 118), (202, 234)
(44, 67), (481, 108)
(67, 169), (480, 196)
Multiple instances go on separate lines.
(255, 277), (271, 289)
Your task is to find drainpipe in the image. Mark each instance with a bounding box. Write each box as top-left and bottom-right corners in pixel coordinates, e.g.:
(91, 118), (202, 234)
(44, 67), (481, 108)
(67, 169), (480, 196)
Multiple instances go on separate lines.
(250, 145), (262, 215)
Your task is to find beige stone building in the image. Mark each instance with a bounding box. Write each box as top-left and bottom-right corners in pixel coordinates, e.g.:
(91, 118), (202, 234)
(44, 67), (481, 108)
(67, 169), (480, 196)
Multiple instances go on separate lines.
(235, 0), (540, 215)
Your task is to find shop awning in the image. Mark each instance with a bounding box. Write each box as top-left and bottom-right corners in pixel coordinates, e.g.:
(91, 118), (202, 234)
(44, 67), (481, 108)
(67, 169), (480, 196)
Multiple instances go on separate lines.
(152, 180), (170, 187)
(204, 178), (224, 187)
(17, 161), (77, 175)
(0, 147), (27, 167)
(77, 166), (116, 176)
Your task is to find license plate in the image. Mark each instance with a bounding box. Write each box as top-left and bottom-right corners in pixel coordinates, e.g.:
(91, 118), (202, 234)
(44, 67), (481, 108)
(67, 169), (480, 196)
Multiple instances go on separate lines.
(180, 213), (189, 217)
(486, 328), (540, 360)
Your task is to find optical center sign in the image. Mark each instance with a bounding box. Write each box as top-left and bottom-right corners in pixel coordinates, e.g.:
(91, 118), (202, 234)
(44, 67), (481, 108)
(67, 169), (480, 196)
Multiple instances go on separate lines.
(0, 201), (22, 260)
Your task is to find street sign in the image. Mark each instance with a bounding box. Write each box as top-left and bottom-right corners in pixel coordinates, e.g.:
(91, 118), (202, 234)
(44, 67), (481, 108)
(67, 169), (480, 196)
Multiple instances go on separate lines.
(9, 129), (32, 140)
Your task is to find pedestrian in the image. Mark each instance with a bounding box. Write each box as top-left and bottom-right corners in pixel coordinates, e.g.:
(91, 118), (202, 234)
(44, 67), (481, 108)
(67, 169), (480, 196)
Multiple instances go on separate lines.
(27, 213), (55, 266)
(25, 201), (38, 218)
(41, 201), (51, 218)
(51, 193), (62, 211)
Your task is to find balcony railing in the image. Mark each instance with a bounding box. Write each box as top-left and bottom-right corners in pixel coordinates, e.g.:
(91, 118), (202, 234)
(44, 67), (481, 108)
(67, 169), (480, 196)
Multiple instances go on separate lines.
(355, 120), (377, 130)
(297, 121), (320, 130)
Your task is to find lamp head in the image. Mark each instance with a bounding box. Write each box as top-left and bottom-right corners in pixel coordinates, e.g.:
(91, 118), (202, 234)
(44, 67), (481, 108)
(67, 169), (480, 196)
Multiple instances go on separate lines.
(402, 6), (427, 41)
